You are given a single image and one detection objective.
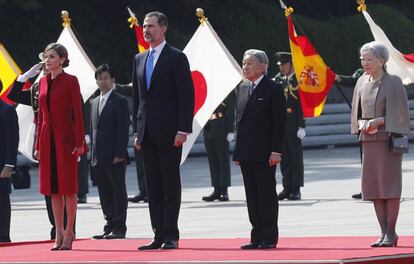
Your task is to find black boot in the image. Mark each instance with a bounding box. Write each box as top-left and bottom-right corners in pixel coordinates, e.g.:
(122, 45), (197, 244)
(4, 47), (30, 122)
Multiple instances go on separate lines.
(202, 187), (220, 202)
(288, 187), (301, 200)
(277, 187), (292, 201)
(218, 187), (229, 202)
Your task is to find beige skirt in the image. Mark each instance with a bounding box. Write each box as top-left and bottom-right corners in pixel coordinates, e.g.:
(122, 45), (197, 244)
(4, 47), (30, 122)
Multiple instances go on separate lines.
(361, 138), (402, 200)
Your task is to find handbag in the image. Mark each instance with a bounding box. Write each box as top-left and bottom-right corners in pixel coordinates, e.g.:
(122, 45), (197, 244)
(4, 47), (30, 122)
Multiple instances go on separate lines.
(389, 133), (409, 154)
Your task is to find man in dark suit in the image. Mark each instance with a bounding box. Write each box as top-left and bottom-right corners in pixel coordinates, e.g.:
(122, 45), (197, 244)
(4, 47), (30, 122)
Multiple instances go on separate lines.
(273, 52), (305, 201)
(91, 64), (130, 240)
(132, 11), (194, 250)
(233, 49), (285, 249)
(0, 85), (19, 242)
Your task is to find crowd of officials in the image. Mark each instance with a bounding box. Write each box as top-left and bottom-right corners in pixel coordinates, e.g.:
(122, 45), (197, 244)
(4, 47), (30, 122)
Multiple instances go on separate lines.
(0, 11), (410, 251)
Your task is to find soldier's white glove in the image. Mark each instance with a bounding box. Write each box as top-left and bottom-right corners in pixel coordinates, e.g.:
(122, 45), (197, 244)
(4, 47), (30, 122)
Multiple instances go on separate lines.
(17, 63), (43, 82)
(84, 134), (90, 145)
(226, 133), (235, 142)
(297, 127), (306, 139)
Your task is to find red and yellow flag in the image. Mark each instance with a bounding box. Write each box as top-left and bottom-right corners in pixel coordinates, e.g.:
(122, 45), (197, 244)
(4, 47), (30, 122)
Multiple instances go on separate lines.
(0, 43), (21, 104)
(287, 14), (336, 117)
(127, 7), (149, 53)
(134, 23), (149, 53)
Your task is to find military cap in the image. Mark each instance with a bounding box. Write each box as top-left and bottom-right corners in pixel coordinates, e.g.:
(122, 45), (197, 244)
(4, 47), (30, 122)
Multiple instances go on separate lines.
(275, 52), (292, 65)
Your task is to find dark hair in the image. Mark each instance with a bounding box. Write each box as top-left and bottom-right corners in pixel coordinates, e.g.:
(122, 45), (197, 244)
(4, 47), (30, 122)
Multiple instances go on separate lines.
(95, 64), (115, 80)
(145, 11), (168, 28)
(44, 43), (69, 68)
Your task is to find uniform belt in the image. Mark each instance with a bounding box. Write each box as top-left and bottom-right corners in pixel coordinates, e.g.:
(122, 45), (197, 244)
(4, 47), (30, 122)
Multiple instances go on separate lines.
(209, 112), (224, 120)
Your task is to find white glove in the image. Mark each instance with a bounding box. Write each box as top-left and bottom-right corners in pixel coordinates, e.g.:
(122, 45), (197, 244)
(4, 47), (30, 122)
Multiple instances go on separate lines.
(84, 134), (91, 144)
(226, 133), (235, 142)
(297, 127), (306, 139)
(17, 63), (43, 82)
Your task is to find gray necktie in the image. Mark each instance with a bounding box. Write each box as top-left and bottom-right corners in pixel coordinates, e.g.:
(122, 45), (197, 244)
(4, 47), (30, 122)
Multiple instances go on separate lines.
(98, 97), (105, 115)
(248, 82), (255, 97)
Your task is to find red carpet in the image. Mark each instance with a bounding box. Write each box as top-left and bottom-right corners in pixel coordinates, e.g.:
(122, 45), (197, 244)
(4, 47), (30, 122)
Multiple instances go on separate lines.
(1, 236), (414, 263)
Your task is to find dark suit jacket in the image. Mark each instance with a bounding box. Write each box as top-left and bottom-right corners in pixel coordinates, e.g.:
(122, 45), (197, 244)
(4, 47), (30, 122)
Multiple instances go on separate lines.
(132, 43), (194, 144)
(233, 76), (285, 162)
(0, 100), (19, 169)
(91, 91), (130, 167)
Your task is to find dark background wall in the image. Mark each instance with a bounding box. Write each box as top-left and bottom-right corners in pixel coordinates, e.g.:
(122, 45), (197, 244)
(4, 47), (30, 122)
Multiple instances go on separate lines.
(1, 0), (413, 86)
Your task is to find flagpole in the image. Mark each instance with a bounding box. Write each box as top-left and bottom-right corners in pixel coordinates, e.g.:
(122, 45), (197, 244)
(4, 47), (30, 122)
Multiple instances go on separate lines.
(61, 10), (97, 70)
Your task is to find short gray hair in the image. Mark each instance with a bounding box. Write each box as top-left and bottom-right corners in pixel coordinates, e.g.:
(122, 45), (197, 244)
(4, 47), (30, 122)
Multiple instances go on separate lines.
(360, 41), (389, 63)
(243, 49), (269, 65)
(243, 49), (269, 74)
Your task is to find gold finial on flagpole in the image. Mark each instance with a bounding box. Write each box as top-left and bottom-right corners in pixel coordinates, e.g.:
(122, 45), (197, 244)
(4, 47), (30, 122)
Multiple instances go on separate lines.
(61, 10), (71, 28)
(284, 7), (294, 17)
(357, 0), (367, 12)
(127, 7), (139, 28)
(196, 8), (207, 25)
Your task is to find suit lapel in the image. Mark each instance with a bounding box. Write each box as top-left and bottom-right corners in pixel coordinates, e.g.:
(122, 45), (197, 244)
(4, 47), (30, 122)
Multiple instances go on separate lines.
(137, 51), (148, 93)
(242, 77), (266, 117)
(92, 97), (99, 126)
(148, 44), (170, 90)
(98, 92), (114, 123)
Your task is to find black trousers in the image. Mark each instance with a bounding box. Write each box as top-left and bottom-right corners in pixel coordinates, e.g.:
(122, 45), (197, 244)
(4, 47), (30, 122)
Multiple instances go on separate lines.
(240, 161), (278, 245)
(0, 178), (11, 242)
(204, 137), (231, 188)
(77, 154), (89, 196)
(141, 133), (182, 242)
(281, 134), (304, 189)
(95, 162), (128, 234)
(134, 148), (147, 196)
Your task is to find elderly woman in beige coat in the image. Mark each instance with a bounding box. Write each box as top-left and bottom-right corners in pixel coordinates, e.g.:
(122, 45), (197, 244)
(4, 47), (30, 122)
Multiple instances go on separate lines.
(351, 41), (410, 247)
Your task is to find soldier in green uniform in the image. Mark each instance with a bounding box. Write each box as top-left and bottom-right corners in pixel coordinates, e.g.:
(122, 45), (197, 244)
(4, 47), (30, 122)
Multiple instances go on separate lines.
(202, 92), (235, 202)
(274, 52), (305, 201)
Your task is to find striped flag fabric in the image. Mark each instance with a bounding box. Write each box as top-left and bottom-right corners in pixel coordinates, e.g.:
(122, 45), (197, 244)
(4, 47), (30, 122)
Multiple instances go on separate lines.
(127, 7), (149, 53)
(0, 43), (22, 104)
(287, 15), (336, 117)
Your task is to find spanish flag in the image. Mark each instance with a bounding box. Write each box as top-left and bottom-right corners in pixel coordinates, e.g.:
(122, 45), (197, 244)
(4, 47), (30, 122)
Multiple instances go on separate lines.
(0, 43), (21, 104)
(127, 7), (149, 53)
(287, 15), (336, 117)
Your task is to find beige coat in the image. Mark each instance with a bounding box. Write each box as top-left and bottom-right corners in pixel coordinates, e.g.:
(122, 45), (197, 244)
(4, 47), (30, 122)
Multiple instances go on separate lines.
(351, 72), (410, 200)
(351, 73), (410, 136)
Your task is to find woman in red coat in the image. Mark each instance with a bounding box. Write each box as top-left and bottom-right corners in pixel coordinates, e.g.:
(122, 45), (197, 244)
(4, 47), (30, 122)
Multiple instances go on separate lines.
(34, 43), (84, 250)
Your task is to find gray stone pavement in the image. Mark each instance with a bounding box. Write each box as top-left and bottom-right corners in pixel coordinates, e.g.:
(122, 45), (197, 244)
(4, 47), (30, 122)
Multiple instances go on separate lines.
(8, 145), (414, 242)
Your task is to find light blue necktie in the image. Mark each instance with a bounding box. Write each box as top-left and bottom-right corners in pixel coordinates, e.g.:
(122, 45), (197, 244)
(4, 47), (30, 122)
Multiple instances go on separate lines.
(145, 49), (156, 90)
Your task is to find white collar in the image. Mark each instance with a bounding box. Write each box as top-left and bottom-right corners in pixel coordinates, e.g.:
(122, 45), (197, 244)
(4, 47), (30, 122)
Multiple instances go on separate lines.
(251, 75), (264, 87)
(149, 40), (167, 56)
(100, 87), (113, 101)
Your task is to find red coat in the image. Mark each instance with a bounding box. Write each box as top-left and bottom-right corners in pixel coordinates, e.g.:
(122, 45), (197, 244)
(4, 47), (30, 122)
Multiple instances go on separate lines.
(35, 72), (85, 195)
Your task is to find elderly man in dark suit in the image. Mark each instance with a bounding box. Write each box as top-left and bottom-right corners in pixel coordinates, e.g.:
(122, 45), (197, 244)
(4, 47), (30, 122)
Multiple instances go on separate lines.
(234, 49), (285, 249)
(91, 64), (130, 240)
(0, 87), (19, 242)
(132, 11), (194, 250)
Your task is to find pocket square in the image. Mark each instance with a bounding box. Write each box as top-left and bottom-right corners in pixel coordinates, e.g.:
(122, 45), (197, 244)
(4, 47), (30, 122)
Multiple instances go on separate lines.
(258, 98), (264, 101)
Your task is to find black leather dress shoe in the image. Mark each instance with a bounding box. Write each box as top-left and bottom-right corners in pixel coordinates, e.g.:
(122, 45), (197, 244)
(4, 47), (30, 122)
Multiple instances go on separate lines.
(92, 231), (111, 239)
(240, 243), (259, 249)
(161, 239), (179, 249)
(138, 240), (163, 250)
(128, 193), (148, 203)
(352, 192), (362, 199)
(77, 197), (87, 204)
(104, 231), (126, 239)
(258, 243), (276, 249)
(288, 191), (301, 201)
(218, 193), (229, 201)
(202, 191), (219, 202)
(277, 188), (291, 200)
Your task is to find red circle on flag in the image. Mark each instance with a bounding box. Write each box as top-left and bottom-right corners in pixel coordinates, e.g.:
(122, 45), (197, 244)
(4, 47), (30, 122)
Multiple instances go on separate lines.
(191, 70), (207, 116)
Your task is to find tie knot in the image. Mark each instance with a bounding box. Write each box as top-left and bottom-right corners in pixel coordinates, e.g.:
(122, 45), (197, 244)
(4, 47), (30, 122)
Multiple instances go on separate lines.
(149, 49), (156, 57)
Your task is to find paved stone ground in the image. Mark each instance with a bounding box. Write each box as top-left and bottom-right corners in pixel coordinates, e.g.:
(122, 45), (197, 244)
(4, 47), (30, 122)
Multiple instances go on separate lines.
(8, 145), (414, 242)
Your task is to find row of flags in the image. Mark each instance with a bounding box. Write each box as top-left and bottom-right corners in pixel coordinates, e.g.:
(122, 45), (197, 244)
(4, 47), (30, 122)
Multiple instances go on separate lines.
(1, 2), (413, 163)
